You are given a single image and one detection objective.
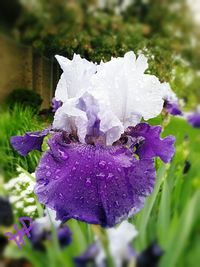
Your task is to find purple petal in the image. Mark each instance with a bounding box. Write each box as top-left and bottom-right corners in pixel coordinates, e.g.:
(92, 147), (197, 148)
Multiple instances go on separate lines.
(74, 242), (102, 267)
(52, 98), (62, 112)
(127, 123), (175, 163)
(164, 101), (182, 116)
(57, 226), (72, 248)
(136, 241), (163, 267)
(10, 128), (50, 156)
(34, 133), (156, 227)
(187, 113), (200, 128)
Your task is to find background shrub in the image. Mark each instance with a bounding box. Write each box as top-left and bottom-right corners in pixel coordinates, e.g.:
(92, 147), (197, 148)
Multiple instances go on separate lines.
(6, 88), (43, 112)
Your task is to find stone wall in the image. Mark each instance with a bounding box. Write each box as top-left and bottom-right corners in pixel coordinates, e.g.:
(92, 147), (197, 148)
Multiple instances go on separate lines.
(0, 34), (54, 108)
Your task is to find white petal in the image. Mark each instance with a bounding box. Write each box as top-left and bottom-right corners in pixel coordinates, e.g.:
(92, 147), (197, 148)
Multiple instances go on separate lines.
(55, 54), (97, 100)
(92, 52), (164, 127)
(107, 221), (138, 267)
(53, 90), (124, 145)
(55, 73), (68, 102)
(136, 53), (148, 73)
(53, 51), (172, 144)
(161, 82), (178, 102)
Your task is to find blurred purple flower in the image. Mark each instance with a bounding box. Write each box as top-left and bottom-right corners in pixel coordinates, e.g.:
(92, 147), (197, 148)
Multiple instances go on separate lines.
(30, 209), (71, 250)
(161, 82), (182, 116)
(0, 197), (14, 227)
(75, 221), (137, 267)
(136, 241), (163, 267)
(187, 112), (200, 128)
(164, 101), (182, 116)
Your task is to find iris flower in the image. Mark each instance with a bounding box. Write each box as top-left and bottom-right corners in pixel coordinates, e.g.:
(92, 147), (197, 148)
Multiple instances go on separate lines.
(30, 208), (71, 250)
(75, 221), (163, 267)
(161, 82), (182, 116)
(187, 105), (200, 128)
(11, 51), (175, 227)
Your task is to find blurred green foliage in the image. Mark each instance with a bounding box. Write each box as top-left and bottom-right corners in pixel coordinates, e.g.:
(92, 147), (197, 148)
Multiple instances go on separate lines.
(7, 0), (199, 107)
(6, 88), (43, 112)
(0, 105), (45, 181)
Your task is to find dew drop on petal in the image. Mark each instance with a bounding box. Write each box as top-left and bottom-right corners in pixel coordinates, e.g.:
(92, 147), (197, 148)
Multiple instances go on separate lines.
(86, 177), (91, 185)
(46, 171), (51, 177)
(107, 173), (114, 179)
(114, 201), (120, 207)
(58, 149), (69, 160)
(99, 161), (106, 168)
(59, 193), (64, 199)
(96, 172), (105, 178)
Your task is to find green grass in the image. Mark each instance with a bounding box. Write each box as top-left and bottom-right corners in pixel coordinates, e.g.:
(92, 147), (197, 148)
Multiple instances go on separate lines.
(0, 105), (46, 181)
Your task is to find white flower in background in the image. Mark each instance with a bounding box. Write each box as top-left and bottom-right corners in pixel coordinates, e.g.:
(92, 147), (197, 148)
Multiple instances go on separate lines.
(107, 221), (138, 267)
(53, 51), (165, 145)
(31, 208), (61, 236)
(4, 168), (37, 217)
(77, 221), (138, 267)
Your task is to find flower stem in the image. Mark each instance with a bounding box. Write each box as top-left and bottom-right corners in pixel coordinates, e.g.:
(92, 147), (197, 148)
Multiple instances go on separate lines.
(91, 225), (115, 267)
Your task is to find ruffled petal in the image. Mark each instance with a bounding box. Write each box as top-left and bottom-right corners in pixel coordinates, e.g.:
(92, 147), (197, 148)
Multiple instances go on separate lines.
(55, 54), (97, 101)
(35, 133), (156, 227)
(128, 123), (175, 163)
(53, 91), (124, 145)
(92, 51), (164, 127)
(10, 129), (50, 156)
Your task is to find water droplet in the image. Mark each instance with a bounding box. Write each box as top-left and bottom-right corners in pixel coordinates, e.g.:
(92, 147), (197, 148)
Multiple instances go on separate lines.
(86, 177), (91, 185)
(46, 171), (51, 177)
(96, 172), (105, 178)
(72, 167), (76, 171)
(58, 149), (69, 160)
(55, 169), (60, 174)
(59, 193), (63, 199)
(117, 168), (122, 173)
(114, 201), (119, 207)
(107, 173), (114, 179)
(122, 193), (127, 198)
(75, 161), (79, 166)
(99, 161), (106, 168)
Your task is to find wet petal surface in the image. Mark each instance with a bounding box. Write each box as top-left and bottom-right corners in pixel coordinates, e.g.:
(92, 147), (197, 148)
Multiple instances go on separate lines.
(35, 133), (156, 227)
(128, 123), (175, 163)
